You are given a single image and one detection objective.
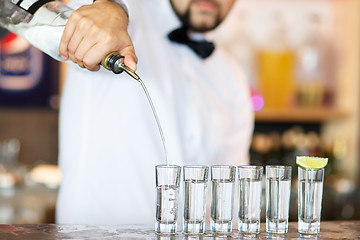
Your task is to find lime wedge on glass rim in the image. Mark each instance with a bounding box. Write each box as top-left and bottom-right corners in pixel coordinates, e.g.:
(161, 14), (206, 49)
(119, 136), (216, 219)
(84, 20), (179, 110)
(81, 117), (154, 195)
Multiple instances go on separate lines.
(296, 156), (328, 170)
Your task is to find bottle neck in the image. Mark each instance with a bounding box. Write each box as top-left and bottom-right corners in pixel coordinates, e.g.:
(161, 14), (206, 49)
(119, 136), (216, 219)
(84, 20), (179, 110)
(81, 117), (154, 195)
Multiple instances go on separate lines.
(12, 0), (55, 15)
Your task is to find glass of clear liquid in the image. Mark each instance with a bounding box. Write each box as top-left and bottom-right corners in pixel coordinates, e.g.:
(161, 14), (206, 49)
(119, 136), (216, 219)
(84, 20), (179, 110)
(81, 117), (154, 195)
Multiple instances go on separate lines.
(266, 166), (292, 234)
(237, 166), (263, 234)
(183, 165), (209, 234)
(298, 167), (324, 234)
(210, 165), (236, 234)
(155, 165), (181, 234)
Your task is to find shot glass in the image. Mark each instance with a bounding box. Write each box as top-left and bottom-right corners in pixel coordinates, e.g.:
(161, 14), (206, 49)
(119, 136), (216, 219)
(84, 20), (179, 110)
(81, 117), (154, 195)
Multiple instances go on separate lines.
(238, 166), (263, 234)
(266, 166), (292, 234)
(298, 167), (324, 234)
(210, 165), (236, 234)
(155, 165), (181, 234)
(183, 165), (209, 234)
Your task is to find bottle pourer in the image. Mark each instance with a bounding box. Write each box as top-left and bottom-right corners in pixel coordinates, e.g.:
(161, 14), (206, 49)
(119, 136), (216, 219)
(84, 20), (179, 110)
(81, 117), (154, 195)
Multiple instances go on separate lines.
(101, 52), (140, 80)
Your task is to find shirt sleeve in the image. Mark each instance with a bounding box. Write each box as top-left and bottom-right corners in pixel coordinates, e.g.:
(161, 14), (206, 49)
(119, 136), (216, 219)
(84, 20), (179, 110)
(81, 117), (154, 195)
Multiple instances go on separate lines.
(110, 0), (143, 23)
(109, 0), (142, 39)
(66, 0), (92, 10)
(66, 0), (128, 16)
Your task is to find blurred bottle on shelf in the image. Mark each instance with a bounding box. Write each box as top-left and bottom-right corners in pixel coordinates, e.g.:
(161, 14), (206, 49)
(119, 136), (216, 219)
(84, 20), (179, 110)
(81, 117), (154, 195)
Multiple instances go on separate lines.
(320, 132), (335, 174)
(256, 12), (295, 109)
(295, 13), (338, 107)
(306, 131), (322, 157)
(0, 138), (21, 189)
(250, 133), (271, 166)
(281, 128), (297, 171)
(295, 13), (325, 107)
(266, 131), (282, 165)
(332, 135), (348, 175)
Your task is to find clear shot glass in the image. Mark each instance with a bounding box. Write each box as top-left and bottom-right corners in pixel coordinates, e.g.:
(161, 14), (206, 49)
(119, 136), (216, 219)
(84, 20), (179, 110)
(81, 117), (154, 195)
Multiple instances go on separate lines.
(155, 165), (181, 234)
(210, 165), (236, 234)
(238, 166), (263, 234)
(298, 167), (325, 234)
(183, 165), (209, 234)
(266, 165), (292, 234)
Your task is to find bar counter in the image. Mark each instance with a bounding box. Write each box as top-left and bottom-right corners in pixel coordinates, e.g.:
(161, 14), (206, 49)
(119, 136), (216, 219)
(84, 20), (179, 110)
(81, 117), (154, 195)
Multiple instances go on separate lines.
(0, 221), (359, 239)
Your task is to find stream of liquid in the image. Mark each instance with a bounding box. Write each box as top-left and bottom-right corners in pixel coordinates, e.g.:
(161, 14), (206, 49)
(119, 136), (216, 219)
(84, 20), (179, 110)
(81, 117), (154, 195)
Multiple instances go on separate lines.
(138, 79), (168, 165)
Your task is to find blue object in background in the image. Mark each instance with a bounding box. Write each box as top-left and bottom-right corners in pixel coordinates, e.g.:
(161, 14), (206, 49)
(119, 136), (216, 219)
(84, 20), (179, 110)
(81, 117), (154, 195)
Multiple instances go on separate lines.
(0, 32), (58, 108)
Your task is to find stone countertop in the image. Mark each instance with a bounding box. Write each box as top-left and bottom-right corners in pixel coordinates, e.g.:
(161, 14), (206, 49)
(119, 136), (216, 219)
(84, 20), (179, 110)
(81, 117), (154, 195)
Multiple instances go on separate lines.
(0, 221), (359, 239)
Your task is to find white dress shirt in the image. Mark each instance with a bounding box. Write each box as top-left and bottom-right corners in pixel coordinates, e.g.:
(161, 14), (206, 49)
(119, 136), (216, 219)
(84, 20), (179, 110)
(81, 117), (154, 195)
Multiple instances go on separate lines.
(56, 0), (254, 225)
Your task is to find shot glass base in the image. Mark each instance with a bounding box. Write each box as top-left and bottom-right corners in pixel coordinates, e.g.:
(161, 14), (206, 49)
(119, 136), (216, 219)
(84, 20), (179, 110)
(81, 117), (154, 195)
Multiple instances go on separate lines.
(266, 219), (288, 234)
(155, 222), (177, 235)
(298, 219), (320, 234)
(183, 221), (205, 234)
(211, 220), (232, 234)
(238, 220), (260, 234)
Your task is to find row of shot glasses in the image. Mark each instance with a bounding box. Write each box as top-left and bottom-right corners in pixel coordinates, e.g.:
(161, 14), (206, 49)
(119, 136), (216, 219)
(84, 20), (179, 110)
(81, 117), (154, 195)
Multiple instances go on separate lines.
(155, 165), (324, 235)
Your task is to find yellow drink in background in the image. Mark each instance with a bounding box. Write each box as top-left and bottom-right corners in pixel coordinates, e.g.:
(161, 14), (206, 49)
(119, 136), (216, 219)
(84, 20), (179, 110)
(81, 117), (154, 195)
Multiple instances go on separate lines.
(257, 49), (295, 109)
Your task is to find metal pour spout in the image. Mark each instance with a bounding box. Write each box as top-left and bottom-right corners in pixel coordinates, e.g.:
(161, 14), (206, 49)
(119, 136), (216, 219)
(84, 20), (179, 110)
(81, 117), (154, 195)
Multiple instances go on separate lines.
(101, 52), (140, 80)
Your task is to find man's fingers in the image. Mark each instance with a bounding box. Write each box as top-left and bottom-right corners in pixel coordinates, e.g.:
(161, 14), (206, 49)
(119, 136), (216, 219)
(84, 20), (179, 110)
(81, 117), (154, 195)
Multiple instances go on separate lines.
(79, 43), (138, 73)
(68, 33), (84, 62)
(59, 12), (81, 60)
(120, 46), (138, 72)
(124, 55), (137, 72)
(68, 17), (95, 62)
(82, 43), (112, 71)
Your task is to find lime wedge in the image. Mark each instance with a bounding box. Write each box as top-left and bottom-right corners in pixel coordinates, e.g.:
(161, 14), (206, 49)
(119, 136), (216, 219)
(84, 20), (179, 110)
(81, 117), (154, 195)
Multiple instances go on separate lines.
(296, 156), (328, 170)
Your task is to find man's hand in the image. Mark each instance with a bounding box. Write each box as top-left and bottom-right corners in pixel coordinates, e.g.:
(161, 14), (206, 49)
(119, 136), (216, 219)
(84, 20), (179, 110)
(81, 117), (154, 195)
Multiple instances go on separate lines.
(59, 0), (137, 72)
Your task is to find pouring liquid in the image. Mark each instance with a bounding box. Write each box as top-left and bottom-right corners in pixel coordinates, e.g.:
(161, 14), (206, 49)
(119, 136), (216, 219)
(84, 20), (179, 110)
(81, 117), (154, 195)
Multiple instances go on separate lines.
(138, 79), (168, 166)
(102, 53), (169, 165)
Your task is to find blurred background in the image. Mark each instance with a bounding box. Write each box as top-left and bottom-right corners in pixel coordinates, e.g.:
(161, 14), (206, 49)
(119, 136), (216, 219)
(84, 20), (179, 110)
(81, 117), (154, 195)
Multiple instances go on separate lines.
(214, 0), (360, 222)
(0, 0), (359, 224)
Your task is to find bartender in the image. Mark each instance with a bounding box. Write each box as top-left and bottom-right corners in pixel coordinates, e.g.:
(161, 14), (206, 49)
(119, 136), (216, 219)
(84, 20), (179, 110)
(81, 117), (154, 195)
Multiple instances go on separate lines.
(56, 0), (253, 224)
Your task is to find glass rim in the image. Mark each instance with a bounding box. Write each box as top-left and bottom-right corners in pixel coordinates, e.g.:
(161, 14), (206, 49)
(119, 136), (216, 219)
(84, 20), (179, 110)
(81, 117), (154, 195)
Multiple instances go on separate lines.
(298, 166), (325, 172)
(266, 165), (292, 170)
(183, 165), (209, 169)
(211, 165), (235, 169)
(155, 164), (181, 169)
(237, 165), (263, 170)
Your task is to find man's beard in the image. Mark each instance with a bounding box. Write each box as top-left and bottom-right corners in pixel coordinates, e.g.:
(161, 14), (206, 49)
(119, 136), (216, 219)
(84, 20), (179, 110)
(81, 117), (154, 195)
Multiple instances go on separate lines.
(175, 1), (221, 33)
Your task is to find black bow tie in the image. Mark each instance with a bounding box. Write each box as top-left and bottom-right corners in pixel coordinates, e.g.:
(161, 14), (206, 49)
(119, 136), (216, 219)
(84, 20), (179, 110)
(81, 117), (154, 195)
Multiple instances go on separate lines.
(168, 27), (215, 59)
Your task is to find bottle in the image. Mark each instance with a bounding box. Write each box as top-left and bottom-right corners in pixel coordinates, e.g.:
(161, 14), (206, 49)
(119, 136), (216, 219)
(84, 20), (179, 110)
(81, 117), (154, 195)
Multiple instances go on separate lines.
(0, 0), (72, 61)
(256, 12), (295, 109)
(295, 13), (326, 107)
(0, 0), (139, 78)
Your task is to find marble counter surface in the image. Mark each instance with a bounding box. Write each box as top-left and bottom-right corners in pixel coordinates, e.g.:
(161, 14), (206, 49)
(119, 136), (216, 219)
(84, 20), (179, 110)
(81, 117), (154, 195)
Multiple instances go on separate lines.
(0, 221), (359, 239)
